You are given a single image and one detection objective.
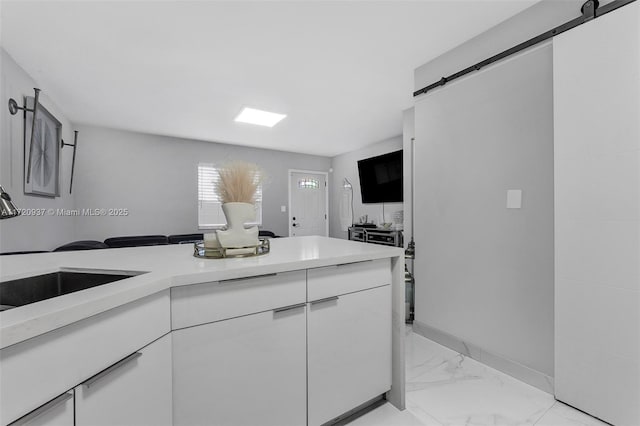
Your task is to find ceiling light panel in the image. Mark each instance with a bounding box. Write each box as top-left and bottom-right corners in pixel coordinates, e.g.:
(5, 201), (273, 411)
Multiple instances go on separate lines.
(234, 107), (286, 127)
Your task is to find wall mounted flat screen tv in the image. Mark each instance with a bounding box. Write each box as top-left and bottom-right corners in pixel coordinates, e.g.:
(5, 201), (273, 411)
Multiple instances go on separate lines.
(357, 150), (403, 203)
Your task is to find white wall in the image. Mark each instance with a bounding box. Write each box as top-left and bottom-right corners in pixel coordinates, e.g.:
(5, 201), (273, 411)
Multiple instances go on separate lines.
(329, 136), (403, 239)
(413, 40), (555, 384)
(0, 48), (77, 252)
(72, 125), (331, 241)
(553, 4), (639, 424)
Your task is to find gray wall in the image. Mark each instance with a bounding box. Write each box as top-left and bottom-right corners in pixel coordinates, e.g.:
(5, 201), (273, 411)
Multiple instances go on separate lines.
(0, 48), (77, 252)
(410, 0), (625, 384)
(413, 39), (555, 381)
(410, 0), (604, 382)
(72, 125), (331, 241)
(329, 136), (403, 239)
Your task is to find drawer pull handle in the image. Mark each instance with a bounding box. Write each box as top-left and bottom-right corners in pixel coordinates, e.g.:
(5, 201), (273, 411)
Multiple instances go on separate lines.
(220, 273), (277, 283)
(273, 302), (306, 313)
(82, 352), (142, 388)
(10, 392), (73, 426)
(310, 296), (339, 305)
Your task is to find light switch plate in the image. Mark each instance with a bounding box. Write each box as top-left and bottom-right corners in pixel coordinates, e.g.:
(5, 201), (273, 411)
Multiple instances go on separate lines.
(281, 205), (287, 213)
(507, 190), (522, 209)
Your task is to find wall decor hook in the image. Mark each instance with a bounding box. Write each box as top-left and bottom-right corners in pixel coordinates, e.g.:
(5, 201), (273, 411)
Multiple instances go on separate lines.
(61, 130), (79, 194)
(8, 99), (20, 115)
(8, 88), (41, 116)
(8, 88), (41, 184)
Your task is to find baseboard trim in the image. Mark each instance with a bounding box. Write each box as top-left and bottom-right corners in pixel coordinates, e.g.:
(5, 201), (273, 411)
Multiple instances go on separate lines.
(413, 321), (554, 394)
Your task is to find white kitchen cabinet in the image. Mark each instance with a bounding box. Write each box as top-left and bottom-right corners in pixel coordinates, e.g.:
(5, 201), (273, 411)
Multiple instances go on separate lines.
(173, 304), (307, 426)
(1, 238), (402, 426)
(307, 284), (392, 426)
(9, 393), (74, 426)
(74, 333), (172, 426)
(1, 291), (170, 426)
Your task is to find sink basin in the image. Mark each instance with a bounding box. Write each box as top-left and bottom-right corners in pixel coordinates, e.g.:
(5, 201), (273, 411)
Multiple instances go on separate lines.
(0, 270), (143, 311)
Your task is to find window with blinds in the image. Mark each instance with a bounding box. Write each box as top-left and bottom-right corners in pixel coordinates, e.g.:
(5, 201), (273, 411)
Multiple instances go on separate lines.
(197, 163), (263, 228)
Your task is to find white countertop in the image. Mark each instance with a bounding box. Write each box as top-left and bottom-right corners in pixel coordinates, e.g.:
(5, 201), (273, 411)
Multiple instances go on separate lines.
(0, 236), (402, 349)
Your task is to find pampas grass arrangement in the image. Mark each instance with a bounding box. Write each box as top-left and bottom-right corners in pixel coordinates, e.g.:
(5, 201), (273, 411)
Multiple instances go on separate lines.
(215, 161), (264, 204)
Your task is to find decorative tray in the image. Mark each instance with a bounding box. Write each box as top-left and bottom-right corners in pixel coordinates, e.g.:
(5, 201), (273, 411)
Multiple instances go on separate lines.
(193, 238), (270, 259)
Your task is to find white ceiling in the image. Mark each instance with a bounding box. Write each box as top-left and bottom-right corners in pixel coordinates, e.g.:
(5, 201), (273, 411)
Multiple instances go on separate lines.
(1, 0), (537, 157)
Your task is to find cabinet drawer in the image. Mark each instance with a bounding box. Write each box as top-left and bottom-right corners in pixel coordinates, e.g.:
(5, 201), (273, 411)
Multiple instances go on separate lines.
(171, 270), (306, 329)
(307, 258), (391, 301)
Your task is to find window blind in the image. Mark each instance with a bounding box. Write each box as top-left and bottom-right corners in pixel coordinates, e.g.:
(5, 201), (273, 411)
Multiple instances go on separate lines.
(197, 163), (262, 228)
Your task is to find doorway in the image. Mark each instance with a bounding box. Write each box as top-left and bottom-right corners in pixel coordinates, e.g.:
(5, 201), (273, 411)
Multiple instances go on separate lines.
(288, 170), (329, 237)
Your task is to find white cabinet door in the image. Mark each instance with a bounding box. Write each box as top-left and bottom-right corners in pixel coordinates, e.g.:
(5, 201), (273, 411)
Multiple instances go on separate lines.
(10, 393), (74, 426)
(308, 285), (391, 426)
(173, 305), (307, 426)
(75, 333), (172, 426)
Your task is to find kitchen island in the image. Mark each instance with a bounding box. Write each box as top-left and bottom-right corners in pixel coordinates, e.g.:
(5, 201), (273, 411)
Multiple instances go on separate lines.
(0, 236), (405, 426)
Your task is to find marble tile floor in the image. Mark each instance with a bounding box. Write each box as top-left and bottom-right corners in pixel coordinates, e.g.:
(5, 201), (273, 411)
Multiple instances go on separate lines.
(350, 327), (609, 426)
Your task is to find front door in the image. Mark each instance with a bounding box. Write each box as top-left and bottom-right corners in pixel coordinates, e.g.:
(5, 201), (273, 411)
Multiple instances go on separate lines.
(289, 171), (328, 237)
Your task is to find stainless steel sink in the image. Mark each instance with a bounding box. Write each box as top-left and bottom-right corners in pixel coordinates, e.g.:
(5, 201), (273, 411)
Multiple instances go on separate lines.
(0, 270), (143, 311)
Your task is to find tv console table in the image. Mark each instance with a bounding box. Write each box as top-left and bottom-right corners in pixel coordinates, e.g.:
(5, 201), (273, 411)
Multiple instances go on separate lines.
(348, 226), (403, 248)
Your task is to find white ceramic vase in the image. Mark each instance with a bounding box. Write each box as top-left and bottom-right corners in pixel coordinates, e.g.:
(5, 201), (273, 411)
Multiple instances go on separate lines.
(216, 202), (259, 248)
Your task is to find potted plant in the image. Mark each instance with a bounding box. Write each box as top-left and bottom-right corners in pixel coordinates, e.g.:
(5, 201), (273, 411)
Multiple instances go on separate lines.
(214, 161), (264, 249)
